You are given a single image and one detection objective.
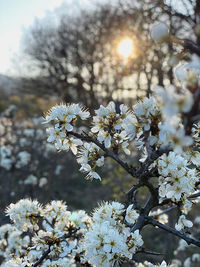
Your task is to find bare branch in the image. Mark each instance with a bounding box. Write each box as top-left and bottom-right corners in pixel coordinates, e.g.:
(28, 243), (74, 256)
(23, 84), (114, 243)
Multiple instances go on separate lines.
(131, 195), (159, 232)
(32, 246), (51, 267)
(189, 191), (200, 199)
(152, 206), (177, 218)
(136, 247), (165, 256)
(147, 217), (200, 247)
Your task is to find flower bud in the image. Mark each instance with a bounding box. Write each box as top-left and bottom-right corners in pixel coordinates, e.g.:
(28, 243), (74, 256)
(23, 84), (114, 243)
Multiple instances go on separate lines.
(151, 22), (169, 43)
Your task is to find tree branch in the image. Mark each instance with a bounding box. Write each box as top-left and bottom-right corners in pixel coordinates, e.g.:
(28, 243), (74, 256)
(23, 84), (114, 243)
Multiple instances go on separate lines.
(69, 131), (136, 178)
(147, 217), (200, 247)
(183, 39), (200, 57)
(135, 145), (171, 177)
(32, 245), (51, 267)
(136, 247), (164, 256)
(152, 206), (177, 218)
(189, 191), (200, 199)
(131, 195), (159, 232)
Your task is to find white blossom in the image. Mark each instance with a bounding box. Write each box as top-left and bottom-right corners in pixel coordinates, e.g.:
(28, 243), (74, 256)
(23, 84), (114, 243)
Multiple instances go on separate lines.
(6, 199), (42, 231)
(175, 215), (193, 231)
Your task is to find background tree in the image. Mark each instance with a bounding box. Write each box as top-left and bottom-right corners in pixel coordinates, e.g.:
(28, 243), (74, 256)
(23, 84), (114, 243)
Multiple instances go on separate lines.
(16, 1), (199, 108)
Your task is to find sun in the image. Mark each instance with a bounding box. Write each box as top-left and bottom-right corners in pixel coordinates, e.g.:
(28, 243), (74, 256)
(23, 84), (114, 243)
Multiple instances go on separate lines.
(117, 38), (133, 58)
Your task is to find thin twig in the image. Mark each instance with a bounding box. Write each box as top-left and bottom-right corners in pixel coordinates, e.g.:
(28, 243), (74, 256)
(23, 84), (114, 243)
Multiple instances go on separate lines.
(152, 206), (177, 218)
(136, 247), (165, 256)
(147, 217), (200, 247)
(189, 191), (200, 199)
(32, 245), (51, 267)
(183, 39), (200, 57)
(69, 131), (136, 178)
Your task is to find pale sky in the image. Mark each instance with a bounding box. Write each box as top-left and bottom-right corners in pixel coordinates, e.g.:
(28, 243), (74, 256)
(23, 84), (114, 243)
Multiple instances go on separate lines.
(0, 0), (187, 76)
(0, 0), (78, 75)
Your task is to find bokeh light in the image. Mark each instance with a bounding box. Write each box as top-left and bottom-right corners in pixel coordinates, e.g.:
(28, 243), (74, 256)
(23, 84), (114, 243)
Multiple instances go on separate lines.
(117, 38), (133, 58)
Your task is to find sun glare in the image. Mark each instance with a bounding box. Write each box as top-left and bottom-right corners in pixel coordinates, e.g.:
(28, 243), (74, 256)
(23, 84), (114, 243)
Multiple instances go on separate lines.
(117, 38), (133, 58)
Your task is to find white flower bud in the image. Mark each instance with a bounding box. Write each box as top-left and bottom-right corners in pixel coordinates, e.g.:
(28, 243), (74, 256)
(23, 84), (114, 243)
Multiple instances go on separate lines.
(151, 22), (169, 43)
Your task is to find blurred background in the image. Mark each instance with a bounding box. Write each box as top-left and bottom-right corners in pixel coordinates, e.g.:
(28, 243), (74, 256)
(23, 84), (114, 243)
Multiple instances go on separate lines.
(0, 0), (200, 264)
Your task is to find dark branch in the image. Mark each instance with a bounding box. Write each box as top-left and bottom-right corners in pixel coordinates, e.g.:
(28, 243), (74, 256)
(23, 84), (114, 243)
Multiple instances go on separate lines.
(152, 206), (177, 218)
(32, 245), (51, 267)
(189, 191), (200, 199)
(136, 247), (164, 256)
(131, 195), (159, 232)
(183, 39), (200, 57)
(135, 145), (171, 178)
(157, 1), (194, 24)
(147, 217), (200, 247)
(69, 131), (136, 178)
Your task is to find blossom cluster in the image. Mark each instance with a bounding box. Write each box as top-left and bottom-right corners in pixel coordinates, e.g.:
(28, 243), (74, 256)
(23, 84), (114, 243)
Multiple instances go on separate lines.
(44, 103), (90, 152)
(2, 199), (145, 267)
(91, 101), (134, 151)
(77, 142), (104, 180)
(82, 202), (143, 266)
(6, 199), (43, 231)
(44, 86), (197, 181)
(155, 151), (197, 231)
(0, 224), (30, 261)
(2, 199), (91, 266)
(44, 101), (136, 179)
(156, 152), (197, 204)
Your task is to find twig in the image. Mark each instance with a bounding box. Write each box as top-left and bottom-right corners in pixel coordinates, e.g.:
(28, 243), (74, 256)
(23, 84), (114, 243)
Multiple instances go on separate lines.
(136, 247), (164, 256)
(135, 145), (171, 177)
(152, 206), (177, 218)
(147, 217), (200, 247)
(189, 191), (200, 199)
(183, 39), (200, 57)
(69, 131), (136, 178)
(32, 245), (51, 267)
(126, 183), (141, 203)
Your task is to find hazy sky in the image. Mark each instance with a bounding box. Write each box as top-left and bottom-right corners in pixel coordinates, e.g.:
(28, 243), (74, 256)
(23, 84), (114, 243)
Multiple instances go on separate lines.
(0, 0), (188, 76)
(0, 0), (73, 75)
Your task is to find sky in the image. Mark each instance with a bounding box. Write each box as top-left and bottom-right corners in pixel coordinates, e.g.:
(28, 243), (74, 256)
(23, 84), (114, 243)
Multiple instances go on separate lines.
(0, 0), (188, 76)
(0, 0), (74, 75)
